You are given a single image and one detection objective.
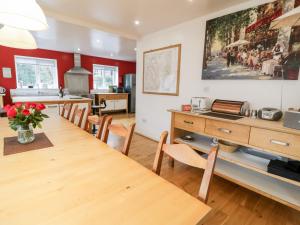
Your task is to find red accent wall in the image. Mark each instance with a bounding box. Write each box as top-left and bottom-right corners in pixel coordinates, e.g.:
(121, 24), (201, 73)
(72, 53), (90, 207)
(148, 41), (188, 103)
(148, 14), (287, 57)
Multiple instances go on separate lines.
(0, 45), (136, 105)
(81, 54), (136, 90)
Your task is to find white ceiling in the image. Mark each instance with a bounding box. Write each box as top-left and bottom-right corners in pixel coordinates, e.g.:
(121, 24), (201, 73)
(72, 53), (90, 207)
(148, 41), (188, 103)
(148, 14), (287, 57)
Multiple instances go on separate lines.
(33, 0), (250, 62)
(33, 17), (137, 62)
(38, 0), (250, 39)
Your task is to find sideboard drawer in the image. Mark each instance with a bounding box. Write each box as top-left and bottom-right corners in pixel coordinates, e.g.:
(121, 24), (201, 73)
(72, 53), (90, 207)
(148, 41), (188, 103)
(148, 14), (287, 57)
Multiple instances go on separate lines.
(249, 128), (300, 158)
(174, 114), (205, 134)
(205, 119), (250, 144)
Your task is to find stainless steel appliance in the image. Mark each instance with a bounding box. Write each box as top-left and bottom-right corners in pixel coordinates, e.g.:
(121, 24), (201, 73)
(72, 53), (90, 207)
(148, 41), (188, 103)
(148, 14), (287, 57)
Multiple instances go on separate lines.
(64, 53), (92, 96)
(191, 97), (211, 112)
(258, 108), (283, 121)
(123, 74), (136, 113)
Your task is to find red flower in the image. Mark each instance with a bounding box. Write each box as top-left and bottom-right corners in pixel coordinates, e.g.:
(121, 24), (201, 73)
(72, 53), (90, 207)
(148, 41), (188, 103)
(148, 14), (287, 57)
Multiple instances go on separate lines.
(14, 102), (23, 108)
(25, 102), (36, 109)
(36, 104), (46, 111)
(22, 109), (31, 116)
(25, 102), (31, 109)
(7, 107), (17, 118)
(3, 104), (11, 112)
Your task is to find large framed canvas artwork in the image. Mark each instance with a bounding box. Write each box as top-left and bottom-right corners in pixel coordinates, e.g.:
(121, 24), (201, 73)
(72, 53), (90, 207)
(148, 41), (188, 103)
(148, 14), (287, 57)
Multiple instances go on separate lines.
(202, 0), (300, 80)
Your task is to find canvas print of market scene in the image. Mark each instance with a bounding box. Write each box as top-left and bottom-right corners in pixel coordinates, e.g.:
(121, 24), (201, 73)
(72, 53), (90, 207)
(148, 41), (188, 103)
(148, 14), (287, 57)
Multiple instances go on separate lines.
(202, 0), (300, 80)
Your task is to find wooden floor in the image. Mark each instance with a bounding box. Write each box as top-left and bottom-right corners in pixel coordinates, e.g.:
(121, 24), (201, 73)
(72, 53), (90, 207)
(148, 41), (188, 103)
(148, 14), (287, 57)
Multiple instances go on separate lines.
(110, 114), (300, 225)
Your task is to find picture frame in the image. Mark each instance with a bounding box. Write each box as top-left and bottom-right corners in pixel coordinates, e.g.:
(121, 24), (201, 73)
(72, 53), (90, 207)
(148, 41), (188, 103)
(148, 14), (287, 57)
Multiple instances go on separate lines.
(143, 44), (181, 96)
(202, 0), (300, 80)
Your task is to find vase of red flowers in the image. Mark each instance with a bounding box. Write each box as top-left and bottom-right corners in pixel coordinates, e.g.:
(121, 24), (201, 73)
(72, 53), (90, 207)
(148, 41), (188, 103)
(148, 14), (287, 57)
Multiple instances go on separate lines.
(4, 102), (49, 144)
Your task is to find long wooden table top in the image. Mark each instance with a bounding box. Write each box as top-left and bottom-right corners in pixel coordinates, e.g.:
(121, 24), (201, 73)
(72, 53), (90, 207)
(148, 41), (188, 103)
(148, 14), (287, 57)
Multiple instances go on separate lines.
(0, 115), (211, 225)
(12, 95), (92, 104)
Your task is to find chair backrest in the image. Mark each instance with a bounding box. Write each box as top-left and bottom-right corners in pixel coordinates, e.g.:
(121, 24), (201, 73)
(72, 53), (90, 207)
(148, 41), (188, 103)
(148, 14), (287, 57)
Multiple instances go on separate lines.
(60, 103), (73, 120)
(95, 114), (108, 139)
(102, 117), (136, 156)
(71, 105), (86, 127)
(152, 131), (219, 204)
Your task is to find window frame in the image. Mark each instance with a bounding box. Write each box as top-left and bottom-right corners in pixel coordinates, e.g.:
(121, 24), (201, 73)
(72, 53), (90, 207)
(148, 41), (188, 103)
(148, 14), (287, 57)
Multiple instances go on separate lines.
(92, 64), (119, 90)
(14, 55), (59, 89)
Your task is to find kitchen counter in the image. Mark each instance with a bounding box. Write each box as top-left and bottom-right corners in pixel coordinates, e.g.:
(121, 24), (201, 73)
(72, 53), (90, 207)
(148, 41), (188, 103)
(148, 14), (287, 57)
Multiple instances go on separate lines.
(12, 95), (92, 105)
(93, 93), (128, 113)
(12, 95), (92, 129)
(91, 92), (128, 95)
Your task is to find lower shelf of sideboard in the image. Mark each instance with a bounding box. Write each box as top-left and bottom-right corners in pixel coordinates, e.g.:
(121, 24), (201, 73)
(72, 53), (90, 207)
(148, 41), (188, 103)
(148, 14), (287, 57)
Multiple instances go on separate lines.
(214, 159), (300, 210)
(174, 136), (300, 210)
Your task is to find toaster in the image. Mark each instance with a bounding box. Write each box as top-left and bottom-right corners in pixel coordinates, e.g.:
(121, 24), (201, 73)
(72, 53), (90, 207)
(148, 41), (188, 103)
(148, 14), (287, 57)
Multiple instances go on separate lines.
(191, 97), (211, 112)
(258, 108), (283, 121)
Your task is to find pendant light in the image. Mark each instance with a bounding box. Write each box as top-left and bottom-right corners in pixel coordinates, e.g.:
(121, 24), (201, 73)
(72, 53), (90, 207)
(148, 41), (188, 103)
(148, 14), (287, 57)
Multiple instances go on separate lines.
(0, 25), (37, 49)
(0, 0), (48, 31)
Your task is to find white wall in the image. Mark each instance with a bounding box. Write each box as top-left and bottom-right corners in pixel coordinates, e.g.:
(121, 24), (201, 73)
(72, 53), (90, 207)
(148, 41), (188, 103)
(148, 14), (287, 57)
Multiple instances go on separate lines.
(136, 0), (300, 141)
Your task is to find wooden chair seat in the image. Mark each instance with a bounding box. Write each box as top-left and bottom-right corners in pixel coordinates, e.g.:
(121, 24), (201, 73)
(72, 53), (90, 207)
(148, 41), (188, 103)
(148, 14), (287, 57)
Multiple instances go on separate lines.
(153, 131), (219, 203)
(88, 115), (101, 124)
(102, 118), (136, 156)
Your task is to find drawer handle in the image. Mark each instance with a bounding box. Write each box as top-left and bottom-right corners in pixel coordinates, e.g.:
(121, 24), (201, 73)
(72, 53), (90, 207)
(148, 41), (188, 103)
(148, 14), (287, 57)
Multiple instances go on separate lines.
(270, 140), (290, 147)
(218, 128), (232, 134)
(184, 120), (194, 125)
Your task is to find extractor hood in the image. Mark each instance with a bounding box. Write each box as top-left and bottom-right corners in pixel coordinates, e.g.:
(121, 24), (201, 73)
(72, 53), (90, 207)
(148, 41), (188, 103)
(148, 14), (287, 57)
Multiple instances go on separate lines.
(66, 53), (91, 75)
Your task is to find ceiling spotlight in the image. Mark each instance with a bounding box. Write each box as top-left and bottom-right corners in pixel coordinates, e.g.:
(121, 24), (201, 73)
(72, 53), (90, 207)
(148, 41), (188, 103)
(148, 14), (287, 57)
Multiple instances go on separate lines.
(134, 20), (140, 26)
(77, 48), (81, 51)
(134, 48), (137, 51)
(96, 39), (100, 43)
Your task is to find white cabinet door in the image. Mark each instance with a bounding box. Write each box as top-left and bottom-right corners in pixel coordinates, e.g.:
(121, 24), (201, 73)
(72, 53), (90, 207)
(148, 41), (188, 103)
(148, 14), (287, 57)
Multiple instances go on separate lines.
(114, 100), (127, 110)
(102, 100), (115, 111)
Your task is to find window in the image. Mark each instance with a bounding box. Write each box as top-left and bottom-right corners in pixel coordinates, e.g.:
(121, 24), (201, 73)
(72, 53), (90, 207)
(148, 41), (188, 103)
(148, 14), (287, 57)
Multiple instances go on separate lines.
(93, 64), (118, 89)
(15, 56), (58, 89)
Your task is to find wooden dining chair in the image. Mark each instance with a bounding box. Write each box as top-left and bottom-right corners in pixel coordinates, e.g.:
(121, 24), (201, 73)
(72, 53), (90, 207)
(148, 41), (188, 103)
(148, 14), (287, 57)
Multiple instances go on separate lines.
(85, 114), (108, 139)
(60, 103), (73, 120)
(71, 105), (86, 128)
(152, 131), (219, 204)
(102, 117), (136, 156)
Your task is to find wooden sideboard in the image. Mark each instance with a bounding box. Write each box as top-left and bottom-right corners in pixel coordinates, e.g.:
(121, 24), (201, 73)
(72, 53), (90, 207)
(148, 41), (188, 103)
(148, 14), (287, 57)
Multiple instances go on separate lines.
(169, 109), (300, 211)
(95, 93), (128, 113)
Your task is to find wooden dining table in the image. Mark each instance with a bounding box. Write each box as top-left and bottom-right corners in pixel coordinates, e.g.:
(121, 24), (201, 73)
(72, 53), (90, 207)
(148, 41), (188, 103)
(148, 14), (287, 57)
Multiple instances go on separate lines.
(0, 114), (211, 225)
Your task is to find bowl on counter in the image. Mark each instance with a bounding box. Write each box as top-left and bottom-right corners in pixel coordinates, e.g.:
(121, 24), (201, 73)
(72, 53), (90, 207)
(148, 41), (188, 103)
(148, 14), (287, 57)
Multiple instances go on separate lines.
(219, 140), (240, 153)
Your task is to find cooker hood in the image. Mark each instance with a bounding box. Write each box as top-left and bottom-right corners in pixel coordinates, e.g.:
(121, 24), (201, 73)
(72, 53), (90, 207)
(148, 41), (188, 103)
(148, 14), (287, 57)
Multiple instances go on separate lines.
(66, 53), (91, 75)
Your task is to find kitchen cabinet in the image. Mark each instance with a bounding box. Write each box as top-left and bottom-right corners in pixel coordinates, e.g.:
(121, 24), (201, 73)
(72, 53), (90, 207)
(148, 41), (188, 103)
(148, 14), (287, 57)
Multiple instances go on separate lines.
(95, 93), (128, 113)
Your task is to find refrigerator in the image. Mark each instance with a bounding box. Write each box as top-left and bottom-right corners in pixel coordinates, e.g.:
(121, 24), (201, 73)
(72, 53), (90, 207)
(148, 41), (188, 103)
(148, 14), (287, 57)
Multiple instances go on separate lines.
(123, 74), (136, 113)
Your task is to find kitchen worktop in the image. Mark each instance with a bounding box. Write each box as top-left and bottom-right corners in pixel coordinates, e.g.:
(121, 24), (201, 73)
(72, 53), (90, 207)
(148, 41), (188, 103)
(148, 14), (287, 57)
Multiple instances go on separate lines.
(12, 95), (92, 104)
(92, 92), (128, 95)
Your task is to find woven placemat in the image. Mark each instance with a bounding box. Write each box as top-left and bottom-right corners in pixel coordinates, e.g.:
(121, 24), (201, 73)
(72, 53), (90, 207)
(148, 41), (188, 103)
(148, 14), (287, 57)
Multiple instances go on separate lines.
(3, 133), (53, 156)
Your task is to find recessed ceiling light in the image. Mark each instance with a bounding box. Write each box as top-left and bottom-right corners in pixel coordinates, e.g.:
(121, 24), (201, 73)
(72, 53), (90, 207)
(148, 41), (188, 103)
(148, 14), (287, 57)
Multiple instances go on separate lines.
(134, 20), (140, 26)
(110, 53), (114, 57)
(77, 48), (80, 51)
(96, 39), (100, 43)
(134, 48), (137, 51)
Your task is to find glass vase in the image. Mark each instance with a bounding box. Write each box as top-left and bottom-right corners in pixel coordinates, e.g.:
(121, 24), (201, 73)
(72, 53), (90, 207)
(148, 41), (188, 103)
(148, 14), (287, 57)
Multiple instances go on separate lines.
(17, 125), (35, 144)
